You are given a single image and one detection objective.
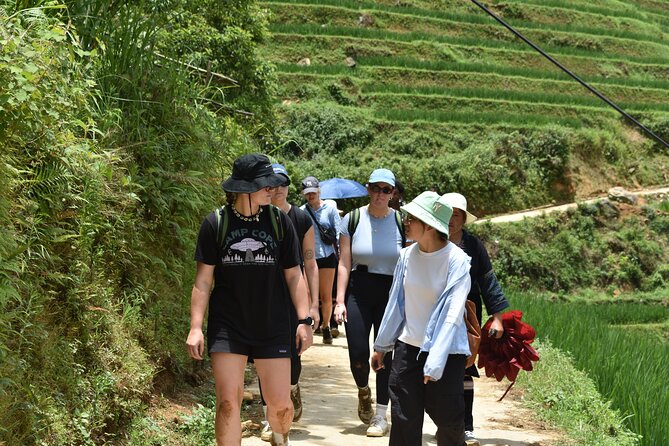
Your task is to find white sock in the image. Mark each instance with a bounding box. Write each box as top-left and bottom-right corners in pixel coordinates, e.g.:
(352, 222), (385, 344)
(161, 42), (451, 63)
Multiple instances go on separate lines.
(262, 405), (268, 423)
(376, 403), (388, 419)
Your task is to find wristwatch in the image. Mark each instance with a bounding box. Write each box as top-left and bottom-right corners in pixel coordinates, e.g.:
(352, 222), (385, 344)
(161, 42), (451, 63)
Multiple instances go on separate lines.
(297, 316), (313, 326)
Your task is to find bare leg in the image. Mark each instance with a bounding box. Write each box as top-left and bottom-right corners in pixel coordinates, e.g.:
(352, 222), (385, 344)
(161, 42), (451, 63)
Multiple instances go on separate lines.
(255, 357), (292, 438)
(211, 352), (247, 446)
(318, 267), (335, 331)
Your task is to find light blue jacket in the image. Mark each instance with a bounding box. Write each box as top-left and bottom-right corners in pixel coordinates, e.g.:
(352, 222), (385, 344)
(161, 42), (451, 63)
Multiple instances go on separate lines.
(373, 243), (472, 380)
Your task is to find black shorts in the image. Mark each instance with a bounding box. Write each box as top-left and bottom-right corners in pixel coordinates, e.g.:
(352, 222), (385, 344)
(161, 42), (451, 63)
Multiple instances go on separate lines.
(209, 337), (291, 359)
(317, 253), (337, 269)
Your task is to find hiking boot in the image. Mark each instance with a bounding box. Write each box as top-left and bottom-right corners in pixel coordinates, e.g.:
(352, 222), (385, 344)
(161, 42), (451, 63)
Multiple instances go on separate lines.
(260, 421), (272, 442)
(291, 384), (302, 422)
(366, 414), (389, 437)
(269, 432), (291, 446)
(357, 386), (374, 424)
(464, 430), (480, 446)
(322, 327), (333, 344)
(331, 326), (340, 338)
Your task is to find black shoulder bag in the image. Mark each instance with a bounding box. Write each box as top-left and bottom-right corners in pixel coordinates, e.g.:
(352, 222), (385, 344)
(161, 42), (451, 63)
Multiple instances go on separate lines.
(305, 204), (338, 245)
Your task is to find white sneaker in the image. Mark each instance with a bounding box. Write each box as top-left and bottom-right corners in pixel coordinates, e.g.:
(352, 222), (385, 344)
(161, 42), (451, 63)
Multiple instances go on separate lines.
(464, 430), (480, 446)
(366, 414), (389, 437)
(260, 421), (272, 442)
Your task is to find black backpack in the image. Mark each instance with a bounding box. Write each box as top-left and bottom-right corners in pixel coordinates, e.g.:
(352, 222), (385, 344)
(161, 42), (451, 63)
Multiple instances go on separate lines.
(214, 205), (284, 248)
(347, 207), (406, 247)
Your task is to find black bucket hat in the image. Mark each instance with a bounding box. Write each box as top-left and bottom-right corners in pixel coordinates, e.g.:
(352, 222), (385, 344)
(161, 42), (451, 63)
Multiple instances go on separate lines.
(221, 153), (285, 193)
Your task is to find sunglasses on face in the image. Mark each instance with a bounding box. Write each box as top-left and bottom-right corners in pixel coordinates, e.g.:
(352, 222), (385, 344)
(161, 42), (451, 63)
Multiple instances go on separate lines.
(370, 184), (394, 195)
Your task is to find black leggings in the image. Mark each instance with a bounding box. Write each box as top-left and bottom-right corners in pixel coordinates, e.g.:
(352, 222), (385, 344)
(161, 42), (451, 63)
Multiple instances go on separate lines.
(344, 270), (393, 405)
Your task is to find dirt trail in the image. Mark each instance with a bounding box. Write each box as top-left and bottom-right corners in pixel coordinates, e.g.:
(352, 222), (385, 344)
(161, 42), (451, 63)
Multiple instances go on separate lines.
(479, 186), (669, 224)
(242, 328), (561, 446)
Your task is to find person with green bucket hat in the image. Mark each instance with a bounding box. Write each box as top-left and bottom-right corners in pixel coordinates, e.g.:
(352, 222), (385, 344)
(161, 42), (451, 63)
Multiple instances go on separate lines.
(372, 191), (472, 446)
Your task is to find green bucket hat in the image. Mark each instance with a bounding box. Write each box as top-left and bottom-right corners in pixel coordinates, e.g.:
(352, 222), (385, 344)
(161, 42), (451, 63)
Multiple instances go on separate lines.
(401, 191), (453, 236)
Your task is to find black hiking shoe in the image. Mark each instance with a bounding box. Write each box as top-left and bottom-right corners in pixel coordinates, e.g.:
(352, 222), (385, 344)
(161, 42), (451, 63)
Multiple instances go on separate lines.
(322, 327), (333, 344)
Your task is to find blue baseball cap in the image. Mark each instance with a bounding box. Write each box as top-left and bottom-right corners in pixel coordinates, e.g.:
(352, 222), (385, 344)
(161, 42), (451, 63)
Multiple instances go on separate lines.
(272, 163), (290, 185)
(368, 168), (395, 187)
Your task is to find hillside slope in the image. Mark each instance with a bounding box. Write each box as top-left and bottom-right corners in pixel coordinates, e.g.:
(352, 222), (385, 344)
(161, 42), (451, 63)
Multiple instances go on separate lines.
(262, 0), (669, 215)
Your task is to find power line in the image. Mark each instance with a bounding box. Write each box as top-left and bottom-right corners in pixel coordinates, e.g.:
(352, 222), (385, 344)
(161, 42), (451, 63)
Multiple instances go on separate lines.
(469, 0), (669, 149)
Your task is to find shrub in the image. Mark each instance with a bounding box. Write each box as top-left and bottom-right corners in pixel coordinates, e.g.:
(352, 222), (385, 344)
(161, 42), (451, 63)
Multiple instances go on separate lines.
(278, 103), (373, 157)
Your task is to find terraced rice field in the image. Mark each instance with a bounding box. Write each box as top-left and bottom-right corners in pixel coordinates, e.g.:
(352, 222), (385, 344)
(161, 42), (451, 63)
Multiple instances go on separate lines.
(263, 0), (668, 120)
(261, 0), (669, 210)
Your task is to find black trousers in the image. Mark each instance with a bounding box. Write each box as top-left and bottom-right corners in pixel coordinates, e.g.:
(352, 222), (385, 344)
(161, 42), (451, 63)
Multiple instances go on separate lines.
(344, 270), (393, 405)
(389, 341), (466, 446)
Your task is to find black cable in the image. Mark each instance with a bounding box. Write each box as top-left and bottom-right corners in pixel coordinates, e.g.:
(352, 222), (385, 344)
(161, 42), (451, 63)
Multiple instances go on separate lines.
(469, 0), (669, 149)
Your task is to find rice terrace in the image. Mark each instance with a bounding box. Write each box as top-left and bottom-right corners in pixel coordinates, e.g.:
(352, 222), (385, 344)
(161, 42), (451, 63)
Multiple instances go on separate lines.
(1, 0), (668, 445)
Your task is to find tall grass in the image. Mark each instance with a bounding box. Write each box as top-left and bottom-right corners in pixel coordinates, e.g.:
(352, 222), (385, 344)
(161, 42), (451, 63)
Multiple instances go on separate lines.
(268, 23), (669, 65)
(374, 107), (584, 128)
(267, 33), (669, 83)
(352, 58), (669, 90)
(275, 60), (669, 91)
(514, 293), (669, 445)
(262, 0), (668, 44)
(362, 86), (669, 113)
(500, 0), (669, 28)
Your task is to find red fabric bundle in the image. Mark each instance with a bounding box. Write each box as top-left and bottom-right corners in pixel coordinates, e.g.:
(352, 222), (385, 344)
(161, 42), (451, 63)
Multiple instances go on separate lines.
(477, 310), (540, 382)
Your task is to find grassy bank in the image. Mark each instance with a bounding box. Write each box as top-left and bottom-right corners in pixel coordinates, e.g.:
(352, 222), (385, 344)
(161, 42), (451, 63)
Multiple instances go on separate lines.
(511, 294), (669, 445)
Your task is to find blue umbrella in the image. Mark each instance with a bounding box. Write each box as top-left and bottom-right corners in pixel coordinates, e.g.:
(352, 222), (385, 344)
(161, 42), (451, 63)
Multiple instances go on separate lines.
(319, 178), (368, 199)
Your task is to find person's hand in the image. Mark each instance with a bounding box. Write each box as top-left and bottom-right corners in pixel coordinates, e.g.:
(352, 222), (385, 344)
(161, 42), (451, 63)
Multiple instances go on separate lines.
(371, 351), (385, 372)
(334, 302), (347, 324)
(186, 328), (205, 360)
(423, 375), (437, 384)
(310, 306), (321, 331)
(489, 316), (504, 339)
(296, 324), (314, 355)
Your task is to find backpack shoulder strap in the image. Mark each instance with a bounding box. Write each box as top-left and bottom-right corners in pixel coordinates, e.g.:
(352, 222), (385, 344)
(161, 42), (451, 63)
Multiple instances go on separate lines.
(215, 205), (229, 248)
(269, 204), (284, 242)
(394, 210), (406, 247)
(348, 207), (361, 237)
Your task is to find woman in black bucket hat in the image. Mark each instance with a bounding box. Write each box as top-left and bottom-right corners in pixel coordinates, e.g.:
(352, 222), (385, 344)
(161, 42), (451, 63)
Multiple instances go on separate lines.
(186, 153), (313, 446)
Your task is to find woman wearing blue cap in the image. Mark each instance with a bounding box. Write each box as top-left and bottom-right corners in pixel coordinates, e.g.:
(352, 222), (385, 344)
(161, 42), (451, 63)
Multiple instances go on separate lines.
(334, 168), (404, 437)
(371, 191), (472, 446)
(186, 153), (313, 446)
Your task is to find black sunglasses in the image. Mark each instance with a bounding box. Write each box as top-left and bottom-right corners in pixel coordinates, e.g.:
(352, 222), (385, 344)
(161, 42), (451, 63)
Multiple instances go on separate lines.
(370, 184), (394, 194)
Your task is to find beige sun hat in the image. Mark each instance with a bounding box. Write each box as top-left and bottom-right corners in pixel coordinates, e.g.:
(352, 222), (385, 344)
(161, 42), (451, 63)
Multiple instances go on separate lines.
(440, 193), (478, 224)
(400, 191), (453, 236)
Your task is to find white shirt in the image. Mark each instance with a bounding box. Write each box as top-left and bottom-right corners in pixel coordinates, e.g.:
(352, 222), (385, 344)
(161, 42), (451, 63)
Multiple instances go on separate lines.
(399, 242), (452, 347)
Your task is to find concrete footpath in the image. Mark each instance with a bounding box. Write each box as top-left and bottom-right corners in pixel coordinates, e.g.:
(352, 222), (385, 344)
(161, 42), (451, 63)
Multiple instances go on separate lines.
(242, 327), (560, 446)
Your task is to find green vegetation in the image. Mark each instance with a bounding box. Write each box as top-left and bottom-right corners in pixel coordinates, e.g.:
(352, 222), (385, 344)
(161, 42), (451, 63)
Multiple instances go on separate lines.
(515, 340), (640, 446)
(1, 1), (273, 444)
(470, 201), (669, 292)
(512, 293), (669, 445)
(472, 200), (669, 444)
(264, 0), (669, 213)
(3, 0), (669, 443)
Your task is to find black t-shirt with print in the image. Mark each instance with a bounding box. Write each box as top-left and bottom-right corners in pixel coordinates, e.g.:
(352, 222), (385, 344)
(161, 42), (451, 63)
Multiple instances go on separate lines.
(287, 205), (313, 264)
(194, 205), (301, 346)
